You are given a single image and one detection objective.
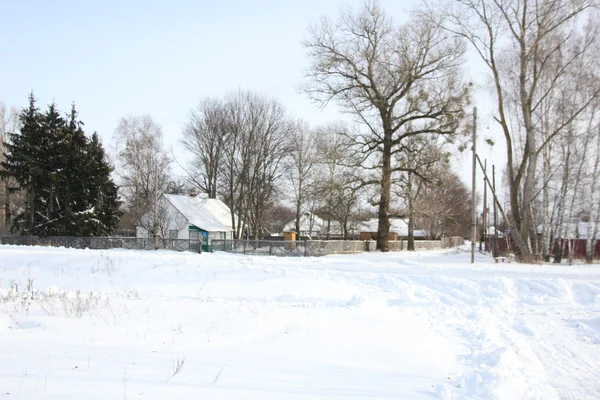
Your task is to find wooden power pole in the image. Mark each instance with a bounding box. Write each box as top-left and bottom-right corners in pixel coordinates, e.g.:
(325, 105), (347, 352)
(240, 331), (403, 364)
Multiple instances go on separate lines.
(481, 159), (487, 252)
(471, 107), (477, 264)
(492, 165), (499, 258)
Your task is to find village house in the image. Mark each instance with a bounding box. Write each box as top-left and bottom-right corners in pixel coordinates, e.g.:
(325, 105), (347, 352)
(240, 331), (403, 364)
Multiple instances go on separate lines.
(136, 193), (236, 252)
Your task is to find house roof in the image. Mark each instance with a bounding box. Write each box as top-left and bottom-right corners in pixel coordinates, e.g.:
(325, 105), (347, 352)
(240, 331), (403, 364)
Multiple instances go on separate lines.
(282, 214), (427, 237)
(163, 194), (234, 232)
(283, 212), (325, 233)
(359, 218), (427, 237)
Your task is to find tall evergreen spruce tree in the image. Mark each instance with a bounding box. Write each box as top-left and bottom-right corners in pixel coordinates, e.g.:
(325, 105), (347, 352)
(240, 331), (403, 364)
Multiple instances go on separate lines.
(84, 132), (121, 235)
(1, 94), (121, 236)
(56, 104), (91, 235)
(0, 93), (42, 232)
(37, 103), (66, 235)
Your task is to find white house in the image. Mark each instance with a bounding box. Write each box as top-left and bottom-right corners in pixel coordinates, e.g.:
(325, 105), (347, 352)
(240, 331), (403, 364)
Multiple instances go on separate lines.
(137, 193), (235, 251)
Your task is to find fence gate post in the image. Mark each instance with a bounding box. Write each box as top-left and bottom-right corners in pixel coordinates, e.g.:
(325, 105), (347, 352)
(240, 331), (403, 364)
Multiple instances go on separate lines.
(269, 242), (273, 256)
(304, 240), (307, 257)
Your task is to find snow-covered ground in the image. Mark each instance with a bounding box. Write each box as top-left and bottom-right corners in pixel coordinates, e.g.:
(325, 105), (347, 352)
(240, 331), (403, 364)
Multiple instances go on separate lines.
(1, 245), (599, 399)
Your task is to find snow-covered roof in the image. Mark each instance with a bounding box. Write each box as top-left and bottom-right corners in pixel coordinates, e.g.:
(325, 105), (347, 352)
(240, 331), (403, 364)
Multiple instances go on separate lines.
(359, 218), (427, 237)
(283, 212), (326, 233)
(163, 194), (233, 232)
(282, 214), (430, 237)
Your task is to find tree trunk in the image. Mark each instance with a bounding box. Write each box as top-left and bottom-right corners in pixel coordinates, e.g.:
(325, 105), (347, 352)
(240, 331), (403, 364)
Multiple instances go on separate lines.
(407, 217), (415, 251)
(588, 203), (599, 264)
(553, 142), (571, 264)
(28, 185), (35, 233)
(565, 125), (591, 265)
(3, 181), (10, 230)
(210, 169), (217, 199)
(295, 193), (302, 239)
(488, 42), (529, 260)
(377, 129), (392, 251)
(519, 140), (536, 257)
(542, 145), (551, 261)
(407, 173), (415, 251)
(587, 131), (600, 263)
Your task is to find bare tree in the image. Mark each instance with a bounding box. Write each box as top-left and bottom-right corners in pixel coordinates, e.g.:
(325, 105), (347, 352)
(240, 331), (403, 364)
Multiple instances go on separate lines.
(303, 1), (470, 250)
(181, 98), (227, 199)
(285, 120), (320, 237)
(392, 135), (448, 249)
(112, 115), (172, 237)
(263, 203), (296, 234)
(586, 123), (600, 263)
(313, 123), (366, 240)
(414, 168), (472, 239)
(441, 0), (600, 261)
(217, 91), (292, 239)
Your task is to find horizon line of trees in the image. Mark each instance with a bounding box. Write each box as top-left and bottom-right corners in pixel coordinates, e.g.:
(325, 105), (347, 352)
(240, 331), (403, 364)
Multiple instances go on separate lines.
(1, 87), (472, 244)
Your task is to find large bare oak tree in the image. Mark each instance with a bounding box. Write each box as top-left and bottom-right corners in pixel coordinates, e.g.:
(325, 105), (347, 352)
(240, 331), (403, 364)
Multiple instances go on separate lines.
(302, 0), (470, 250)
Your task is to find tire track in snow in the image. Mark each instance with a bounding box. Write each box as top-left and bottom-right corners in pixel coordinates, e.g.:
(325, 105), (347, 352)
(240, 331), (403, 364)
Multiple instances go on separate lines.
(516, 312), (600, 400)
(319, 267), (600, 399)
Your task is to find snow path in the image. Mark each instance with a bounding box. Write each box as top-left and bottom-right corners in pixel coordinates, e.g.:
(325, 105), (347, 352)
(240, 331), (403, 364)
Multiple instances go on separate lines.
(1, 245), (599, 399)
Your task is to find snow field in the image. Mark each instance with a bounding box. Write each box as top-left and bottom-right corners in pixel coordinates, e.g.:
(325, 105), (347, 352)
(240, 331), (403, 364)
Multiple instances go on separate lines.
(1, 246), (600, 399)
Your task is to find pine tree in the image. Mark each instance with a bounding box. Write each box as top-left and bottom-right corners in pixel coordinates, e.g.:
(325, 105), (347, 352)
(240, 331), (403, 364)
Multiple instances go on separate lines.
(83, 132), (121, 235)
(2, 94), (122, 236)
(54, 105), (121, 236)
(0, 93), (43, 233)
(56, 104), (90, 235)
(36, 103), (66, 235)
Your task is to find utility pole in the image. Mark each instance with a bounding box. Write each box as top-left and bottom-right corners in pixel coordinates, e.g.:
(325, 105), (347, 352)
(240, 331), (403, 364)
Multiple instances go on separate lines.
(481, 159), (487, 252)
(153, 160), (159, 250)
(471, 107), (477, 264)
(475, 154), (528, 256)
(492, 164), (499, 258)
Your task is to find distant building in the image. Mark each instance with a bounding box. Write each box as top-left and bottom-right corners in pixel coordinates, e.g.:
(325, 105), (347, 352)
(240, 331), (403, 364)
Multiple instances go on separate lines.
(282, 213), (428, 240)
(359, 218), (427, 239)
(283, 212), (328, 237)
(136, 193), (237, 251)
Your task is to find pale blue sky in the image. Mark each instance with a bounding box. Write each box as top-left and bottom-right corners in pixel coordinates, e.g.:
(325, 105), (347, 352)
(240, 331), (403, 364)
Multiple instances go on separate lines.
(1, 0), (502, 187)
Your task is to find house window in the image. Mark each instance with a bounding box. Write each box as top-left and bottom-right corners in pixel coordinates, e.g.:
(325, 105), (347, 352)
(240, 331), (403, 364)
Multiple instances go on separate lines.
(189, 230), (199, 240)
(148, 229), (153, 239)
(169, 230), (178, 239)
